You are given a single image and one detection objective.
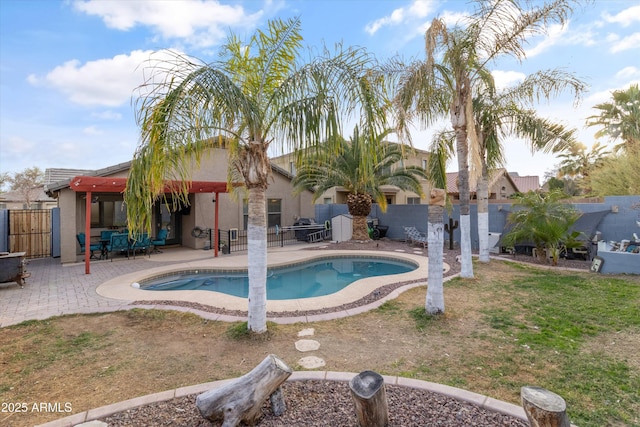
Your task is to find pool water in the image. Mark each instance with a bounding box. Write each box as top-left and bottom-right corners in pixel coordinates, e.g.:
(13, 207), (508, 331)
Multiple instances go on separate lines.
(141, 256), (416, 300)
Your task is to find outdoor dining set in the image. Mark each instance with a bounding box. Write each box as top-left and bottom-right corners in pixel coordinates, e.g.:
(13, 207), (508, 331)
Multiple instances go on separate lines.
(77, 229), (167, 261)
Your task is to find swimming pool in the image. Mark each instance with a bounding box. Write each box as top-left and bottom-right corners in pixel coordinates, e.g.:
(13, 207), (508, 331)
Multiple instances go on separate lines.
(140, 256), (417, 300)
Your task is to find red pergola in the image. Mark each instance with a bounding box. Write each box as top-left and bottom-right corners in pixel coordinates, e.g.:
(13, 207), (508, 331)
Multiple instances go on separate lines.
(70, 176), (229, 274)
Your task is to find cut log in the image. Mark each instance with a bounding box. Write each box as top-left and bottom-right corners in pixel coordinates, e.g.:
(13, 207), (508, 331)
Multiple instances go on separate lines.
(269, 386), (287, 416)
(521, 386), (570, 427)
(349, 370), (389, 427)
(196, 354), (293, 427)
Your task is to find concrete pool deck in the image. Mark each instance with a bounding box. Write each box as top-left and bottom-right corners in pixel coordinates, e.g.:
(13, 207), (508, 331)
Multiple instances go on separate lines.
(96, 249), (442, 314)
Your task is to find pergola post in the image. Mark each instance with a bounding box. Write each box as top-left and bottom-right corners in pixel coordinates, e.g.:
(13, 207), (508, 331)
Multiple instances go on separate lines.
(85, 191), (92, 274)
(214, 191), (219, 258)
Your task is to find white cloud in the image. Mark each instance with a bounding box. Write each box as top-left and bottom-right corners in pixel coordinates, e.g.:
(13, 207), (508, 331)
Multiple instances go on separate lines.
(83, 126), (103, 135)
(365, 0), (434, 35)
(492, 70), (526, 91)
(615, 67), (640, 81)
(602, 5), (640, 27)
(26, 49), (181, 107)
(71, 0), (262, 49)
(610, 32), (640, 53)
(91, 110), (122, 120)
(525, 23), (568, 57)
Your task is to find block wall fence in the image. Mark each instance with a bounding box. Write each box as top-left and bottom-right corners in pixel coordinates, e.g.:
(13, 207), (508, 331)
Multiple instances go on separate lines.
(315, 196), (640, 249)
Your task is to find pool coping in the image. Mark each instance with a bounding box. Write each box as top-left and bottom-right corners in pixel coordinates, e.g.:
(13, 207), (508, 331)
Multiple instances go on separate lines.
(34, 371), (528, 427)
(97, 250), (443, 314)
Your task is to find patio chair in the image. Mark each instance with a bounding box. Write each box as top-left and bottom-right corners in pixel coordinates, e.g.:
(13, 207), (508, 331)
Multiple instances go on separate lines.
(107, 232), (131, 260)
(403, 226), (428, 248)
(151, 229), (168, 253)
(130, 233), (151, 258)
(77, 232), (102, 260)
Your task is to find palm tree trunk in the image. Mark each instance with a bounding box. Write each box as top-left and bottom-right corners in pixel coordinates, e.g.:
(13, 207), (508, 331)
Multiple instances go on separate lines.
(454, 128), (474, 278)
(351, 216), (370, 241)
(477, 174), (489, 263)
(247, 186), (268, 333)
(426, 203), (445, 315)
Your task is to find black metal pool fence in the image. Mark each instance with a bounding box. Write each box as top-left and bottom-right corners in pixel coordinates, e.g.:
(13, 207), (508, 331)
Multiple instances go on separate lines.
(216, 224), (331, 253)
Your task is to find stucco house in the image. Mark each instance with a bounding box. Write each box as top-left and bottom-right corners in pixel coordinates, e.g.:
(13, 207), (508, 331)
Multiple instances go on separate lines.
(270, 143), (432, 205)
(446, 169), (531, 200)
(45, 147), (315, 264)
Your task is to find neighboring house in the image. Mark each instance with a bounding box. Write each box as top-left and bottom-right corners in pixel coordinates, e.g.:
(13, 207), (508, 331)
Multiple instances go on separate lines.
(45, 147), (315, 264)
(446, 169), (522, 201)
(270, 143), (432, 205)
(0, 186), (57, 210)
(509, 172), (541, 193)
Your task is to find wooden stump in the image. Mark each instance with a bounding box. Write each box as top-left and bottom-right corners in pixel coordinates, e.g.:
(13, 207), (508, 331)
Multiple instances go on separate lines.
(521, 386), (570, 427)
(349, 370), (389, 427)
(196, 354), (293, 427)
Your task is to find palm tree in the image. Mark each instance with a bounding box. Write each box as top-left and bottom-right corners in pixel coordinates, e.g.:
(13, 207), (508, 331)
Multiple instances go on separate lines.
(472, 69), (583, 262)
(124, 18), (391, 333)
(587, 83), (640, 152)
(557, 141), (610, 195)
(502, 190), (582, 266)
(395, 0), (580, 279)
(292, 127), (426, 240)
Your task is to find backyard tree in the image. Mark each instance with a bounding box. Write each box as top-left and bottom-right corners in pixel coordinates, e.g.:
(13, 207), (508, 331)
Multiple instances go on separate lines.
(587, 83), (640, 152)
(472, 70), (583, 262)
(502, 190), (582, 265)
(394, 0), (582, 278)
(0, 172), (10, 192)
(427, 70), (583, 263)
(557, 141), (610, 195)
(589, 147), (640, 196)
(7, 167), (45, 209)
(292, 127), (426, 241)
(124, 18), (392, 333)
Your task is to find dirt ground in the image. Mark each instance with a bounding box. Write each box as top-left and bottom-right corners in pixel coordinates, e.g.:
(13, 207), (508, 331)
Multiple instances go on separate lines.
(1, 240), (611, 427)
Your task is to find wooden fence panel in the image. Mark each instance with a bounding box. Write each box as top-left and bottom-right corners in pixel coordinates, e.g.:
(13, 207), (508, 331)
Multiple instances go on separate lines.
(8, 209), (52, 258)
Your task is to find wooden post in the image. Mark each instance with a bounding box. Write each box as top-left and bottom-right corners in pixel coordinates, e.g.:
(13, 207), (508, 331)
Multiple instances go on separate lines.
(196, 354), (292, 427)
(214, 191), (219, 258)
(349, 370), (389, 427)
(85, 191), (92, 275)
(521, 386), (570, 427)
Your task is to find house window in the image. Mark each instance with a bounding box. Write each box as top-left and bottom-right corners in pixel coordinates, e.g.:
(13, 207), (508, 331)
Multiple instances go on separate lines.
(268, 199), (281, 227)
(323, 197), (332, 204)
(407, 197), (420, 205)
(243, 198), (282, 229)
(91, 200), (126, 227)
(289, 161), (296, 176)
(422, 159), (428, 169)
(0, 203), (6, 209)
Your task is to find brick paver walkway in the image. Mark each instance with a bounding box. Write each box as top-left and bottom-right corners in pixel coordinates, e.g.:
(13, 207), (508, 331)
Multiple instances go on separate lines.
(0, 251), (213, 327)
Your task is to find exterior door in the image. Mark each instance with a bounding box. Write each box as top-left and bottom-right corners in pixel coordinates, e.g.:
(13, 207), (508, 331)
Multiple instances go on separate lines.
(155, 201), (182, 245)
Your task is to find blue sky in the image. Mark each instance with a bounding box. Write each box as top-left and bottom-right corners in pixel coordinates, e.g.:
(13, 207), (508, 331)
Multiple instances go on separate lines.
(1, 0), (639, 182)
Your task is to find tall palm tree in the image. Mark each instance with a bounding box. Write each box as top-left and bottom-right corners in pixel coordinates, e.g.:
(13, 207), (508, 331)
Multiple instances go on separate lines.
(472, 69), (583, 262)
(395, 0), (580, 279)
(293, 127), (426, 240)
(587, 83), (640, 152)
(557, 141), (610, 195)
(124, 18), (391, 333)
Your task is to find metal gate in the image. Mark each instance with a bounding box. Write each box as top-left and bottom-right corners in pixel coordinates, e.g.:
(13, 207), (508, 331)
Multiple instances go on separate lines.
(7, 209), (52, 258)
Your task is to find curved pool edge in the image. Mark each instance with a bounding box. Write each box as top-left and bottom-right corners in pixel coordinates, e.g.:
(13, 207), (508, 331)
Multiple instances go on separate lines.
(96, 250), (446, 313)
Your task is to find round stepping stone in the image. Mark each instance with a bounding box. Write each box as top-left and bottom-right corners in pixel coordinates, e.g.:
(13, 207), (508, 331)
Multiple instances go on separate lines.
(298, 356), (326, 369)
(295, 339), (320, 352)
(297, 328), (315, 337)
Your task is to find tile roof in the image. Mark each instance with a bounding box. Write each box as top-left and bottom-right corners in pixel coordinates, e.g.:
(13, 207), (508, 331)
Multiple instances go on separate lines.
(510, 175), (540, 193)
(446, 170), (541, 194)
